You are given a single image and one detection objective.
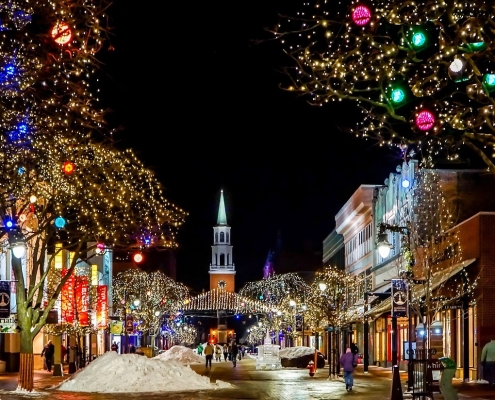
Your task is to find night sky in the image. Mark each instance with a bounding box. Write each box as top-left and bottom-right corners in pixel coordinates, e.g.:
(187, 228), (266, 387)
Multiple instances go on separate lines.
(98, 0), (401, 291)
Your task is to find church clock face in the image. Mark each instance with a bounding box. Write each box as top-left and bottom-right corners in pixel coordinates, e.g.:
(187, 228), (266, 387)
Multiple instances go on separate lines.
(217, 280), (227, 289)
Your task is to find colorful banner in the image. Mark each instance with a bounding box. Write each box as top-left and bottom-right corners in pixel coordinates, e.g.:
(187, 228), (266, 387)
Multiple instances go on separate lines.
(110, 320), (123, 335)
(0, 281), (11, 318)
(76, 276), (89, 326)
(96, 285), (108, 329)
(391, 279), (408, 317)
(125, 314), (134, 334)
(61, 268), (75, 323)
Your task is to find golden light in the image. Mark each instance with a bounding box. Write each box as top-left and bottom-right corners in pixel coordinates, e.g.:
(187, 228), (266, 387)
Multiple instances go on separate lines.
(133, 253), (143, 263)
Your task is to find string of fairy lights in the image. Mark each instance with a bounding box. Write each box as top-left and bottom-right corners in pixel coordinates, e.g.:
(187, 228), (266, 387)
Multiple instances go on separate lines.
(275, 0), (495, 174)
(405, 159), (478, 315)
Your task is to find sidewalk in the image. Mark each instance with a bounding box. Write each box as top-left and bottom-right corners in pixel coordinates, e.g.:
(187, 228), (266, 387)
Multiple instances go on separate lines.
(358, 364), (495, 399)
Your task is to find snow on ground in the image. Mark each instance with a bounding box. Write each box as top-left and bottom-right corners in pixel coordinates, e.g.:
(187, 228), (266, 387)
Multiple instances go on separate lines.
(154, 345), (205, 364)
(58, 351), (231, 393)
(279, 346), (317, 359)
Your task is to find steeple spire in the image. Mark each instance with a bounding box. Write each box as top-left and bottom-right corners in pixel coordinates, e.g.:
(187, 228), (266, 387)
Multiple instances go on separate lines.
(217, 189), (228, 226)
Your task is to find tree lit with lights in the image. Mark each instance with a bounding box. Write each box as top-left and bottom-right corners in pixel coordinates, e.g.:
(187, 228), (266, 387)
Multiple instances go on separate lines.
(0, 0), (187, 391)
(275, 0), (495, 174)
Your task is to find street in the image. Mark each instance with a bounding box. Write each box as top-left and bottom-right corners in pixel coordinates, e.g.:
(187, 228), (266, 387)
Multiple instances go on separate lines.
(0, 357), (493, 399)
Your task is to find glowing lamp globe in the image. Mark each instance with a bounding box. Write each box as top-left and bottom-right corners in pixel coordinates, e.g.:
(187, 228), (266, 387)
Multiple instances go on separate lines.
(415, 110), (435, 131)
(402, 179), (410, 188)
(352, 5), (371, 26)
(63, 161), (75, 175)
(5, 220), (13, 229)
(449, 58), (464, 74)
(54, 216), (66, 229)
(51, 22), (72, 45)
(133, 253), (143, 263)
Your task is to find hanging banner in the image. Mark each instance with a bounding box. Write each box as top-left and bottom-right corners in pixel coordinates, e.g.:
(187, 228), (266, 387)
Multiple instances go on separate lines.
(0, 281), (11, 318)
(295, 315), (303, 331)
(96, 285), (108, 329)
(125, 314), (134, 334)
(61, 269), (75, 323)
(76, 276), (89, 325)
(391, 279), (408, 317)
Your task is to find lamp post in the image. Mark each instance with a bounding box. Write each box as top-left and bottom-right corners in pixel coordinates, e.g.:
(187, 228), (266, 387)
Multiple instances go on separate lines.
(376, 222), (415, 391)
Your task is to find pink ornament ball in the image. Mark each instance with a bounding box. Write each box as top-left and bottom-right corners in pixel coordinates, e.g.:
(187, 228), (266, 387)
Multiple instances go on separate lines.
(352, 5), (371, 26)
(415, 110), (435, 131)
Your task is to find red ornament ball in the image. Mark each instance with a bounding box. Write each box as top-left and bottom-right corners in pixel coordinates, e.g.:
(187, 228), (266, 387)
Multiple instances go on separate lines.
(415, 110), (435, 131)
(352, 5), (372, 26)
(63, 161), (75, 175)
(51, 22), (72, 45)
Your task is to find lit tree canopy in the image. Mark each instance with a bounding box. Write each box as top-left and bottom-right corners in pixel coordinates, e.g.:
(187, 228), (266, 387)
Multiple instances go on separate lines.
(305, 266), (360, 330)
(275, 0), (495, 174)
(112, 270), (190, 334)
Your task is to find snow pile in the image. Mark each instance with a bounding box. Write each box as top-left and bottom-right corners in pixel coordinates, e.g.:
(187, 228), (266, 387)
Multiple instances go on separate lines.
(153, 345), (204, 364)
(58, 351), (231, 393)
(279, 346), (317, 359)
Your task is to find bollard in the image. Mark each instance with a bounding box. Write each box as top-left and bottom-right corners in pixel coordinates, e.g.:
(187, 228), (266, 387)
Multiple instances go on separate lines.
(390, 365), (404, 400)
(439, 357), (458, 400)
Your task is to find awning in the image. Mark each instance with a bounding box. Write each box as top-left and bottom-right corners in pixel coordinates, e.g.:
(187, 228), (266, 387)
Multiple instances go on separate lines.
(365, 258), (476, 319)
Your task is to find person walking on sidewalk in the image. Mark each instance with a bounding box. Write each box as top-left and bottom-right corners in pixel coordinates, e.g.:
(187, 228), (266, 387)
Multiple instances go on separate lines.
(215, 344), (222, 362)
(481, 338), (495, 384)
(223, 343), (228, 361)
(204, 342), (214, 368)
(41, 340), (55, 372)
(231, 341), (239, 367)
(340, 347), (358, 392)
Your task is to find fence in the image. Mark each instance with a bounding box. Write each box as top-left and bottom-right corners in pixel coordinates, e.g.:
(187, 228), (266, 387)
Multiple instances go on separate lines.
(409, 349), (443, 400)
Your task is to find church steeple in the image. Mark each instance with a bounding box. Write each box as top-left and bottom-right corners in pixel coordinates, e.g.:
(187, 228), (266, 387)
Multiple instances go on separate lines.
(217, 189), (228, 226)
(209, 190), (235, 292)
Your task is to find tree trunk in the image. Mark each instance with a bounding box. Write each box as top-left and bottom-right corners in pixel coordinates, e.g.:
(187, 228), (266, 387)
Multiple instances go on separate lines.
(18, 353), (34, 392)
(18, 332), (34, 392)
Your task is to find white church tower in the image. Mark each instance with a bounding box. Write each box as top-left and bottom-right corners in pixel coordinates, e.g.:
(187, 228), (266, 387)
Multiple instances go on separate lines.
(209, 189), (236, 292)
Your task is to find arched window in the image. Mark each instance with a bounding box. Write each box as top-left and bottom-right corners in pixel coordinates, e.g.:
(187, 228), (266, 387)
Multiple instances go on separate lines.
(219, 253), (225, 265)
(220, 232), (225, 242)
(215, 232), (218, 243)
(226, 232), (230, 243)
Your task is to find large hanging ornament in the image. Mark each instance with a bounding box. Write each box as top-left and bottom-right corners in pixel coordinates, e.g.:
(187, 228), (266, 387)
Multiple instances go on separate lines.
(352, 5), (371, 26)
(51, 22), (72, 45)
(415, 110), (435, 131)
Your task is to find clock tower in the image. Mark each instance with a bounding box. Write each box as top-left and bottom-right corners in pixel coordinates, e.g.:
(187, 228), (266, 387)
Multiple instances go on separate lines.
(209, 189), (235, 292)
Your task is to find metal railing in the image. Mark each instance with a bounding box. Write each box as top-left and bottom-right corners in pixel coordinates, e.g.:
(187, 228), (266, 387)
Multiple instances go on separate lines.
(409, 349), (442, 400)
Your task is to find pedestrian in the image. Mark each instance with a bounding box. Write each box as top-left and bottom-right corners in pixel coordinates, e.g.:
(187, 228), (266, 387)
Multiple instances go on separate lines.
(223, 343), (228, 361)
(111, 342), (118, 352)
(215, 344), (222, 362)
(61, 344), (67, 362)
(197, 343), (204, 356)
(228, 342), (232, 361)
(129, 344), (136, 354)
(481, 337), (495, 384)
(241, 345), (246, 359)
(204, 342), (214, 368)
(41, 340), (55, 372)
(231, 341), (239, 367)
(340, 347), (358, 391)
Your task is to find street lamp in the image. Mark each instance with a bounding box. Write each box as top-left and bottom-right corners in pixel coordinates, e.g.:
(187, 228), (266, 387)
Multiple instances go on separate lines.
(376, 222), (415, 392)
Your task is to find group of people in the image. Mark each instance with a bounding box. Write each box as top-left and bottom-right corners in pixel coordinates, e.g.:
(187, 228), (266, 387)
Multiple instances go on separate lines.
(200, 341), (245, 368)
(40, 340), (67, 372)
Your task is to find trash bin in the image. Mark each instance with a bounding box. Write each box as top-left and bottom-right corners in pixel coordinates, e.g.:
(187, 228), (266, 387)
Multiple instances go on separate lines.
(439, 357), (458, 400)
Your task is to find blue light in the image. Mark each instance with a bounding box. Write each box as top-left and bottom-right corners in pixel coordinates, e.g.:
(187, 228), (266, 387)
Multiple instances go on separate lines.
(4, 63), (16, 77)
(54, 216), (66, 229)
(18, 166), (25, 175)
(5, 220), (13, 229)
(412, 32), (426, 48)
(402, 179), (410, 188)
